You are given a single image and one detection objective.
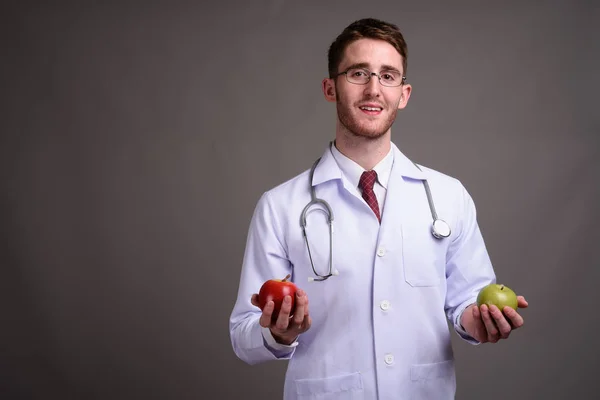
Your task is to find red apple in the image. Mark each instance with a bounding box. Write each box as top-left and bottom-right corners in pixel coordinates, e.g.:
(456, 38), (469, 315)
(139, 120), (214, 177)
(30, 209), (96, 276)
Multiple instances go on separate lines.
(258, 274), (297, 322)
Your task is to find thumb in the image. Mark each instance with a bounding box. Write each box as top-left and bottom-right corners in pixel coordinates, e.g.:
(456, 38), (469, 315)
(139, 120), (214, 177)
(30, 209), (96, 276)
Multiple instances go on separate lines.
(517, 296), (528, 308)
(251, 294), (260, 307)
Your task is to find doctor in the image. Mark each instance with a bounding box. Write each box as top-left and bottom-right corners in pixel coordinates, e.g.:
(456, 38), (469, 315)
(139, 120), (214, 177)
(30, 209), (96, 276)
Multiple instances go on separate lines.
(229, 17), (528, 400)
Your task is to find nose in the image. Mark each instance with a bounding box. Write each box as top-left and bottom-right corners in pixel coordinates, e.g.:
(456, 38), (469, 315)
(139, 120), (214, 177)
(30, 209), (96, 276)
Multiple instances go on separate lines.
(363, 73), (381, 97)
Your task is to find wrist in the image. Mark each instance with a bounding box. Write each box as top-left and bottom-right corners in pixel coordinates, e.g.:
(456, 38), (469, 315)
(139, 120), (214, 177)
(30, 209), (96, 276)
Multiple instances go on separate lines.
(271, 330), (297, 345)
(460, 303), (476, 329)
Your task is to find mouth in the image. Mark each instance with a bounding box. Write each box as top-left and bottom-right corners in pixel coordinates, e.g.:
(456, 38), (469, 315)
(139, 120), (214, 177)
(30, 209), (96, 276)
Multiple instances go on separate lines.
(359, 104), (384, 115)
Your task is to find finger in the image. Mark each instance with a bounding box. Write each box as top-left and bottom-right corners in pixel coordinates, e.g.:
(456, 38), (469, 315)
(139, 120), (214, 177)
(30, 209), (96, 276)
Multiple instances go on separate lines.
(299, 294), (311, 330)
(275, 295), (293, 330)
(297, 289), (309, 305)
(301, 298), (310, 328)
(480, 305), (500, 343)
(302, 314), (312, 332)
(471, 305), (488, 343)
(293, 291), (307, 326)
(251, 294), (260, 307)
(259, 301), (274, 328)
(305, 296), (310, 316)
(504, 307), (525, 328)
(517, 296), (529, 308)
(472, 304), (480, 320)
(488, 305), (511, 339)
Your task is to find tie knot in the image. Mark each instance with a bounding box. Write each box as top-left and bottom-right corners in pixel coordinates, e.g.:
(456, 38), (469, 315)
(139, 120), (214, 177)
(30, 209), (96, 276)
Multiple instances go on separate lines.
(359, 170), (378, 191)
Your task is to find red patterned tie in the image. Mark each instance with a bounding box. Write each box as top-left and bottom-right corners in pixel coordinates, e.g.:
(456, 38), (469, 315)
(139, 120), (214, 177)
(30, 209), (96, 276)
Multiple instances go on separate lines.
(359, 170), (381, 223)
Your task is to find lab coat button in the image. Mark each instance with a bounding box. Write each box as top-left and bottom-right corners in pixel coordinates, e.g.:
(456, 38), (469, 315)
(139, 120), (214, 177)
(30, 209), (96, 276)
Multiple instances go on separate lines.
(377, 247), (386, 257)
(384, 354), (394, 365)
(380, 300), (390, 311)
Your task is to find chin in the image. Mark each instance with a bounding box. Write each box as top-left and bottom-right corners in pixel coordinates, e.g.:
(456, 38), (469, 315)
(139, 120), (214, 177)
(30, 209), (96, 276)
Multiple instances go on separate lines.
(353, 122), (391, 139)
(354, 130), (386, 139)
(338, 110), (395, 140)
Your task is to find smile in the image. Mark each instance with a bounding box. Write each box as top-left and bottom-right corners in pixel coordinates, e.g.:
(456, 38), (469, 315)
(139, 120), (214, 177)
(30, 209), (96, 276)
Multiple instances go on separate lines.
(359, 105), (383, 115)
(360, 106), (383, 111)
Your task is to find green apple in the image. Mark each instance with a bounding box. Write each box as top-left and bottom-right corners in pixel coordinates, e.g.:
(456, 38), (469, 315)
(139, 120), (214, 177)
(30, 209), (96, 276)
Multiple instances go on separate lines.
(476, 283), (518, 312)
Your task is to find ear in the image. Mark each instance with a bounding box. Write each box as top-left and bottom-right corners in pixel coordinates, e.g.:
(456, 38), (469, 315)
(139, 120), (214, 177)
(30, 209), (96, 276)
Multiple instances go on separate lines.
(397, 83), (412, 110)
(322, 78), (336, 102)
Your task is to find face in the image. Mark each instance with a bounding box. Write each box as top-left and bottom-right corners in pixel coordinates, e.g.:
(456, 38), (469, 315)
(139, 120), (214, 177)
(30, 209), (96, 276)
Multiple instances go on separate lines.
(323, 39), (411, 140)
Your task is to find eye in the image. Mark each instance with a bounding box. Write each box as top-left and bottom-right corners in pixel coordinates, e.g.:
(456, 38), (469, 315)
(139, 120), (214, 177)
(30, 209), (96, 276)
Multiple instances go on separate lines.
(351, 69), (368, 77)
(381, 72), (397, 82)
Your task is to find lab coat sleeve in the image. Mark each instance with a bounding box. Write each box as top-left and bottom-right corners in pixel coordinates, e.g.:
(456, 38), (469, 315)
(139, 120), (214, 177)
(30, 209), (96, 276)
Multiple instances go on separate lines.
(444, 184), (496, 344)
(229, 191), (298, 364)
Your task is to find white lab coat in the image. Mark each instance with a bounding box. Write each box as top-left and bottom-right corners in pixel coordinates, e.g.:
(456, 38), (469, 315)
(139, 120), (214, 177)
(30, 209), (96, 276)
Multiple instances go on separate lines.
(229, 142), (495, 400)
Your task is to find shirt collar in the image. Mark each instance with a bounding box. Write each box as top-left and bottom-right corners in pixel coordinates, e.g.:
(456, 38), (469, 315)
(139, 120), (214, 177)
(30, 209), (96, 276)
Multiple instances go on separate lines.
(329, 141), (394, 189)
(311, 141), (426, 187)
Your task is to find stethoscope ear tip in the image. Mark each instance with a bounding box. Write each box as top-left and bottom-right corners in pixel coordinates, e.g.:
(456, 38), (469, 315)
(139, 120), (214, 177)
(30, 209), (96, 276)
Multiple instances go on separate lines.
(332, 269), (339, 276)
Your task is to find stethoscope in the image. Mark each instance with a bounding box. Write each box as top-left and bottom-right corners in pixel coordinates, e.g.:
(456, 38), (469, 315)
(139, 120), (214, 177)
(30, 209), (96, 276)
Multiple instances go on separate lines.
(300, 157), (451, 282)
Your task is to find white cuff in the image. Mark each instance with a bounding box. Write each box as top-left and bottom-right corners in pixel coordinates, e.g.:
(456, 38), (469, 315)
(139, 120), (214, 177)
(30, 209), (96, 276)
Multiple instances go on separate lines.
(261, 327), (299, 355)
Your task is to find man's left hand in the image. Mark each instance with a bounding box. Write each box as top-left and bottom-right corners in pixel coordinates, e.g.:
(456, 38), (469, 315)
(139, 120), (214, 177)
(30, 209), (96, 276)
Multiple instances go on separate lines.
(461, 296), (528, 343)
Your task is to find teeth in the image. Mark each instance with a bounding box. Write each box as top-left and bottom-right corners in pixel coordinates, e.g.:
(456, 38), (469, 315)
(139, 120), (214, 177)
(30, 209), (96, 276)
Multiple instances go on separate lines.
(361, 107), (382, 111)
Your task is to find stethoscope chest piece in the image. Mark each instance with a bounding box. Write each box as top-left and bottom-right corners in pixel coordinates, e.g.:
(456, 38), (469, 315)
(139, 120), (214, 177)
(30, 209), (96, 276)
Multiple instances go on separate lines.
(432, 218), (451, 239)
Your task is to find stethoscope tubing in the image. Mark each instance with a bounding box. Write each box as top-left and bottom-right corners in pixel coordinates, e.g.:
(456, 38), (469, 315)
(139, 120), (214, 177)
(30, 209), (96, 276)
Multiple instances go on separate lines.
(301, 156), (451, 281)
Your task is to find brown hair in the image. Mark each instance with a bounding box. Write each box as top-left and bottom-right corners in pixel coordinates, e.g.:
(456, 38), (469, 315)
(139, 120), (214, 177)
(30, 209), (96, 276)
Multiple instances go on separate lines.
(327, 18), (408, 79)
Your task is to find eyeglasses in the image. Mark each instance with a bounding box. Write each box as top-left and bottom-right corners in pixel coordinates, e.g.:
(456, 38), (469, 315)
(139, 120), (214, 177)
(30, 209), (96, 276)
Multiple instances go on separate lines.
(336, 67), (406, 87)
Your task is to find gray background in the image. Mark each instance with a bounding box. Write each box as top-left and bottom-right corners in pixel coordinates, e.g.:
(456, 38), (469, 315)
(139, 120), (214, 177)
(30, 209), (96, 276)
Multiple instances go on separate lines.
(2, 1), (599, 399)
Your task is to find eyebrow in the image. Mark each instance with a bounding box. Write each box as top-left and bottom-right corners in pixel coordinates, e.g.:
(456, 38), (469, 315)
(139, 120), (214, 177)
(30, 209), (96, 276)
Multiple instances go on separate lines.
(343, 62), (403, 74)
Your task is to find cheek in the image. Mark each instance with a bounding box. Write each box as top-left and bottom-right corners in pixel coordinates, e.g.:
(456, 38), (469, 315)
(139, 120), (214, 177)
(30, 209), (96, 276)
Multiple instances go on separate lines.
(386, 94), (402, 109)
(338, 86), (362, 103)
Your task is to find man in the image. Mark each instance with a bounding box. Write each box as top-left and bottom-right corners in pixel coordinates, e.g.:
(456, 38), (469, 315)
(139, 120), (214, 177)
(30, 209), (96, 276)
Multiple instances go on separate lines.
(229, 18), (528, 399)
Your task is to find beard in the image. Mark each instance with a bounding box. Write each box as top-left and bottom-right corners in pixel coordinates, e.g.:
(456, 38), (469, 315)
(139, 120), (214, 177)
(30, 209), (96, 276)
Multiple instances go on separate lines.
(335, 88), (399, 140)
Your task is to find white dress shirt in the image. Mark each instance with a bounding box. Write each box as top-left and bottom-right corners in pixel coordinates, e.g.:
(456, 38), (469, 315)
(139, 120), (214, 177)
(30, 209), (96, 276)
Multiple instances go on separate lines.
(329, 141), (394, 216)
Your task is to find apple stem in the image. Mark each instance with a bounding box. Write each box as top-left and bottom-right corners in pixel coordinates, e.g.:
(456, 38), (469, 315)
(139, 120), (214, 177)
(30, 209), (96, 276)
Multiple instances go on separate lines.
(283, 274), (291, 282)
(500, 285), (504, 290)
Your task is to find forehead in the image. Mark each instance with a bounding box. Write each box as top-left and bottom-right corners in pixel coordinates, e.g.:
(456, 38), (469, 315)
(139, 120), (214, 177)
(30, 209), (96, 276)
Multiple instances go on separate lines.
(339, 38), (404, 71)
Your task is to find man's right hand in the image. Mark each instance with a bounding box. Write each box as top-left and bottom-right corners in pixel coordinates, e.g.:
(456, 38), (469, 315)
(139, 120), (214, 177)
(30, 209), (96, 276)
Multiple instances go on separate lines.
(251, 289), (311, 345)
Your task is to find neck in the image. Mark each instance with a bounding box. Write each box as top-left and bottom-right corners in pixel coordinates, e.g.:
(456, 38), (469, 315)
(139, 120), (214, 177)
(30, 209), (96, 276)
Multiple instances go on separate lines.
(334, 126), (391, 171)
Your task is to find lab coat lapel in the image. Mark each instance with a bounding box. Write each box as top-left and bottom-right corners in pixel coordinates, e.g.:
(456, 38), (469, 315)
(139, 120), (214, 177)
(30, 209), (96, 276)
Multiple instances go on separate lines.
(311, 144), (341, 187)
(311, 143), (366, 203)
(380, 143), (426, 230)
(311, 142), (428, 223)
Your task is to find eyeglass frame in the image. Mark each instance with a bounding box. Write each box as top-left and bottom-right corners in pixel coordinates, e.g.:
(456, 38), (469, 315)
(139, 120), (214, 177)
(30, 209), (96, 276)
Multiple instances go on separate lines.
(334, 67), (407, 87)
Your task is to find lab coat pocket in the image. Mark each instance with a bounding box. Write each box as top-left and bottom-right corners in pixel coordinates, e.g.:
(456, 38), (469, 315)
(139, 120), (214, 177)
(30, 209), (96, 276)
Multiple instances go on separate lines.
(295, 372), (364, 399)
(402, 226), (445, 287)
(410, 360), (456, 400)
